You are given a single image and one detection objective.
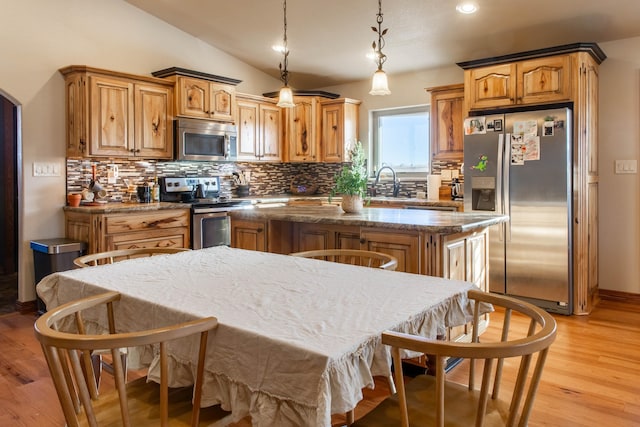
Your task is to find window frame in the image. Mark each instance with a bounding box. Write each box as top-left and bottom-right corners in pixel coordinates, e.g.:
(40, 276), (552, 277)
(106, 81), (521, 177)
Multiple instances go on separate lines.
(370, 104), (430, 178)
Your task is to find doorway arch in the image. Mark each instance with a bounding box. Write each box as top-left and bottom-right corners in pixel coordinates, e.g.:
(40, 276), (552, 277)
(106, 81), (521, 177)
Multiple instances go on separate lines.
(0, 89), (22, 312)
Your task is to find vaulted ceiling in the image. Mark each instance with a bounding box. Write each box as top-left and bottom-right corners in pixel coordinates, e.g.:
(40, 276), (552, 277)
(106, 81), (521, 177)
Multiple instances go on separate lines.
(125, 0), (640, 89)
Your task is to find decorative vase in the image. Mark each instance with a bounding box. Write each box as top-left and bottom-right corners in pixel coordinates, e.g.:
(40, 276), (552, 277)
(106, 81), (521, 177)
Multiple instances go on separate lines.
(341, 195), (363, 213)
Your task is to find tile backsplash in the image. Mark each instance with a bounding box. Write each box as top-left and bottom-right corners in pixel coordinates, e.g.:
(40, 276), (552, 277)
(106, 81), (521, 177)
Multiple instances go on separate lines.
(66, 158), (463, 200)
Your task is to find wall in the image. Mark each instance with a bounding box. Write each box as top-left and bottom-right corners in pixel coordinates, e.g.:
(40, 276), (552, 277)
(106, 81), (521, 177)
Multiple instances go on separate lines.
(0, 0), (282, 303)
(597, 37), (640, 294)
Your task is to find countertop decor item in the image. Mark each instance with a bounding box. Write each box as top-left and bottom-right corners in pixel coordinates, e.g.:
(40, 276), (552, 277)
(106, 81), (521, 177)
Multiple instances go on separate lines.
(67, 193), (82, 207)
(289, 176), (318, 195)
(330, 141), (368, 213)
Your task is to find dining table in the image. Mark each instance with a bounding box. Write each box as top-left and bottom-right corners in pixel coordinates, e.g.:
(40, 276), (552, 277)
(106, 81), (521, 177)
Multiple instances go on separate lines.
(37, 246), (490, 427)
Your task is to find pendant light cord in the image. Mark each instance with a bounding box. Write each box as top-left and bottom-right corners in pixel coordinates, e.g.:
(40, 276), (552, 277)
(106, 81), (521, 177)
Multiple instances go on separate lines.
(372, 0), (387, 71)
(279, 0), (290, 86)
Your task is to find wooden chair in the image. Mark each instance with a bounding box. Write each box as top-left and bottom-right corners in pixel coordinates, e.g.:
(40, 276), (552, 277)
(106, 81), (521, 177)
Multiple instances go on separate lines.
(353, 289), (557, 427)
(34, 291), (230, 427)
(73, 247), (190, 268)
(289, 249), (398, 270)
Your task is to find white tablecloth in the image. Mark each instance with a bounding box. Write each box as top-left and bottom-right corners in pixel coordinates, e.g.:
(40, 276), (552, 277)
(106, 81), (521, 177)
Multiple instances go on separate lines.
(37, 246), (487, 427)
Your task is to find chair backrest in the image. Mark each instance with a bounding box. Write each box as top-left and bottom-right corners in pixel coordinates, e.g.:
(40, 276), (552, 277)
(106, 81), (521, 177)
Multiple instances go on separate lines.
(73, 247), (190, 268)
(34, 291), (217, 427)
(383, 289), (557, 427)
(289, 249), (398, 270)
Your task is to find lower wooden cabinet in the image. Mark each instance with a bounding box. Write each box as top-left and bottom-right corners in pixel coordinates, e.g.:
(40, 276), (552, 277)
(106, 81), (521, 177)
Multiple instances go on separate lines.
(360, 228), (420, 274)
(64, 208), (190, 254)
(231, 218), (267, 252)
(293, 223), (360, 252)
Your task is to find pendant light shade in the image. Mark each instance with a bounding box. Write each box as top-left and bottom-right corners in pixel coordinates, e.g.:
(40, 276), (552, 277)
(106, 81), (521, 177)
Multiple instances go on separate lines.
(369, 0), (390, 96)
(277, 85), (295, 108)
(370, 69), (390, 96)
(276, 0), (295, 108)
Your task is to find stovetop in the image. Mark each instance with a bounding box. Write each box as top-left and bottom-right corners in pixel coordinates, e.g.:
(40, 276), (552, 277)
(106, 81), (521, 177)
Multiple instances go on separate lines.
(159, 177), (252, 210)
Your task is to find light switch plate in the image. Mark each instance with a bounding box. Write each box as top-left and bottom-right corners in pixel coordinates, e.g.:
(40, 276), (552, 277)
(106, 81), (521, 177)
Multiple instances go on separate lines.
(615, 160), (637, 174)
(33, 162), (61, 177)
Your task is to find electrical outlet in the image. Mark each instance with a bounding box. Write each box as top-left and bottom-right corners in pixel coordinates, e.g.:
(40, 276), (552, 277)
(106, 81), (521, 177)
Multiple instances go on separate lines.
(441, 169), (452, 180)
(615, 160), (637, 174)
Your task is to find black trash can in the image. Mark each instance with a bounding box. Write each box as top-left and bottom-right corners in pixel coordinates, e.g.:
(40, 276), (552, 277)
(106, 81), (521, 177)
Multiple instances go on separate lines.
(30, 238), (87, 314)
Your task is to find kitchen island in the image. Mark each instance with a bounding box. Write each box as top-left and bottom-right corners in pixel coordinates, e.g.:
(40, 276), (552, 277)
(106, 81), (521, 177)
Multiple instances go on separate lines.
(228, 205), (506, 283)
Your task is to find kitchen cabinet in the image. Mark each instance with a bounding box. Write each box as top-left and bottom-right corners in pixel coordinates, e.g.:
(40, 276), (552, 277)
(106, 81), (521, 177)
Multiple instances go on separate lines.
(320, 98), (361, 163)
(236, 94), (282, 161)
(60, 66), (174, 159)
(64, 208), (190, 254)
(458, 43), (606, 314)
(231, 218), (267, 251)
(151, 67), (241, 123)
(175, 76), (235, 122)
(284, 96), (322, 162)
(293, 223), (360, 252)
(463, 55), (570, 111)
(359, 228), (420, 273)
(426, 84), (464, 161)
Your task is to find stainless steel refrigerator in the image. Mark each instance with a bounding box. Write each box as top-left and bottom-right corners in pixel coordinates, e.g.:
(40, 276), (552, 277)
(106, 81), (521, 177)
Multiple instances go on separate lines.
(463, 106), (572, 315)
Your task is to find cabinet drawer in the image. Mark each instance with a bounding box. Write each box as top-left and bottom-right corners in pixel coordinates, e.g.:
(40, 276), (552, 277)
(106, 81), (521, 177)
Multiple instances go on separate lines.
(105, 210), (189, 234)
(108, 229), (188, 250)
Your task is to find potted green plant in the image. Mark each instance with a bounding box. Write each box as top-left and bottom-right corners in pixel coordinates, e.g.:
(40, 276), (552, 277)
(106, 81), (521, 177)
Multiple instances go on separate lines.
(330, 141), (368, 213)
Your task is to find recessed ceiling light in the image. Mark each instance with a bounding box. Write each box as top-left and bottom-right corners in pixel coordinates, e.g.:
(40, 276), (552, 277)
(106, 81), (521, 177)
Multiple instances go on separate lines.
(456, 2), (478, 14)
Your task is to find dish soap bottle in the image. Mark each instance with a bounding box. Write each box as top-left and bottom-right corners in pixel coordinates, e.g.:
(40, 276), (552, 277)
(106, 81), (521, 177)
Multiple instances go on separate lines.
(152, 176), (160, 202)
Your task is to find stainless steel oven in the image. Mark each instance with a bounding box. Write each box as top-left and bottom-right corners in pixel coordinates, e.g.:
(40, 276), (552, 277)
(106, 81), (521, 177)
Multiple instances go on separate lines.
(159, 177), (252, 249)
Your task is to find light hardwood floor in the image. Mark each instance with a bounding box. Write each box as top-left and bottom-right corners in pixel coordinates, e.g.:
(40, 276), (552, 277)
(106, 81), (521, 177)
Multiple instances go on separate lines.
(1, 298), (639, 426)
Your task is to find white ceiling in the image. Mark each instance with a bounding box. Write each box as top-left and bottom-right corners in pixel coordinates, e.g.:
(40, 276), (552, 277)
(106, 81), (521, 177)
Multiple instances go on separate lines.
(125, 0), (640, 89)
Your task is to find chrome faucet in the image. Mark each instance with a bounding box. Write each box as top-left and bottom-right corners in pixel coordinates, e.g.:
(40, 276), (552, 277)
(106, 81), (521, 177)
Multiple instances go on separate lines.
(374, 165), (401, 197)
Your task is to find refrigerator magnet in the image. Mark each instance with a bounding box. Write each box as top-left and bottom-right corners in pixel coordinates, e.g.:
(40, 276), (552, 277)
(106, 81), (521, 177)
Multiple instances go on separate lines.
(494, 119), (503, 131)
(543, 121), (554, 136)
(464, 117), (487, 135)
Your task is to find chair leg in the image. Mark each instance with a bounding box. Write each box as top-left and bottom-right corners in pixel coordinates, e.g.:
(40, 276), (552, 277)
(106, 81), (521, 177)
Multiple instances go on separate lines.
(90, 353), (102, 389)
(346, 409), (355, 425)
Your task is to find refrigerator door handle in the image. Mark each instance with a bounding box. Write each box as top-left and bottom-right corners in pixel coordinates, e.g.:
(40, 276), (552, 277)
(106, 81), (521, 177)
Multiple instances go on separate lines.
(497, 133), (505, 242)
(504, 133), (511, 242)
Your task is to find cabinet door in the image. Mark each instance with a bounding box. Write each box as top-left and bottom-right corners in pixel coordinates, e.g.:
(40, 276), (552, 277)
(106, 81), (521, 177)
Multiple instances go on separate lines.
(287, 97), (318, 162)
(442, 238), (466, 281)
(260, 103), (282, 161)
(360, 229), (420, 273)
(231, 219), (267, 251)
(177, 76), (209, 118)
(466, 231), (488, 291)
(465, 63), (517, 110)
(295, 223), (333, 252)
(321, 103), (343, 163)
(65, 74), (86, 156)
(429, 85), (464, 161)
(209, 82), (236, 122)
(89, 75), (134, 156)
(236, 99), (259, 160)
(134, 83), (173, 159)
(517, 56), (571, 104)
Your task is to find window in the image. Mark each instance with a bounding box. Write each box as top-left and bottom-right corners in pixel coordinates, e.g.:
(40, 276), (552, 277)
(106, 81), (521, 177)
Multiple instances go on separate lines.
(371, 105), (430, 175)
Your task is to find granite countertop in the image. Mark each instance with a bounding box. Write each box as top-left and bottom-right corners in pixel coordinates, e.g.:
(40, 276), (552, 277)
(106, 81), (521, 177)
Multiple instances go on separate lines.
(228, 205), (507, 234)
(239, 195), (464, 208)
(63, 201), (191, 213)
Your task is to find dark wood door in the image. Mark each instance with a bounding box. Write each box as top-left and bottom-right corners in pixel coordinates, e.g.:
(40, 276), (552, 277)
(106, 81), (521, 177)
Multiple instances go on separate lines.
(0, 95), (17, 275)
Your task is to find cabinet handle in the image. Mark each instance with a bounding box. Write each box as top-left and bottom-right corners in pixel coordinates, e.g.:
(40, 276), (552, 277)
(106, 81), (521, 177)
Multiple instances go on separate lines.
(257, 228), (263, 233)
(360, 238), (366, 244)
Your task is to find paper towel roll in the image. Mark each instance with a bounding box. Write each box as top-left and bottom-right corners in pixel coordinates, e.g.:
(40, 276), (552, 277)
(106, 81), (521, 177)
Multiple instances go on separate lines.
(427, 175), (441, 201)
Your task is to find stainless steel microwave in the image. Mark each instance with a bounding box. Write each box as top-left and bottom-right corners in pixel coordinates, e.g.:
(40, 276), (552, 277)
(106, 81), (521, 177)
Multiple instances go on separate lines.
(174, 118), (237, 162)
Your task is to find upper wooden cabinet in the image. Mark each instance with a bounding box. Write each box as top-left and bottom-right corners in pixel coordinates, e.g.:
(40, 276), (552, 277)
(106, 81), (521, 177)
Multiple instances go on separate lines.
(151, 67), (242, 123)
(175, 77), (235, 122)
(426, 84), (464, 161)
(282, 96), (361, 163)
(464, 57), (572, 110)
(60, 66), (174, 159)
(236, 93), (282, 161)
(320, 98), (361, 163)
(284, 96), (321, 162)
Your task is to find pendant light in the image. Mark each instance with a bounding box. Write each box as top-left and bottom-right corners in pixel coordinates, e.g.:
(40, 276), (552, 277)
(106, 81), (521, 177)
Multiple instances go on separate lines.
(276, 0), (295, 108)
(369, 0), (391, 95)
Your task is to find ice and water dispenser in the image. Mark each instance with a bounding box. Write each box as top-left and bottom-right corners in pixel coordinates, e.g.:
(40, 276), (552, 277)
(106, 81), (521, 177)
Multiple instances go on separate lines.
(471, 176), (496, 211)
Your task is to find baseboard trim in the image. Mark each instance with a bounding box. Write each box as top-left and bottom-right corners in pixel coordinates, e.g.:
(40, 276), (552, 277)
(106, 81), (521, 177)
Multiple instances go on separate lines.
(599, 289), (640, 304)
(17, 299), (37, 314)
